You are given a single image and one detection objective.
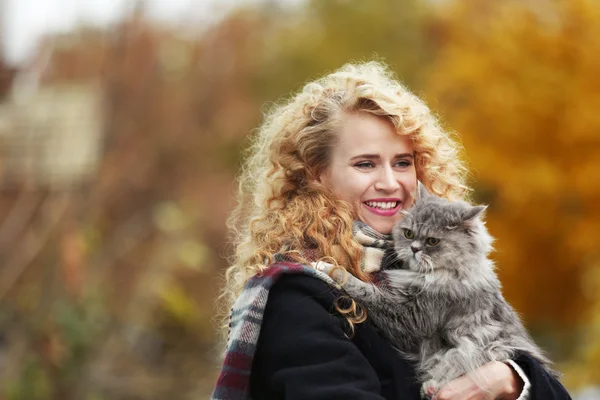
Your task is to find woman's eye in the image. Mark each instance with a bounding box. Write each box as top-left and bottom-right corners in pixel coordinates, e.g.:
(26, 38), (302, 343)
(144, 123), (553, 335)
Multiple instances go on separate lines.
(403, 229), (414, 239)
(355, 161), (375, 169)
(395, 160), (412, 168)
(426, 237), (440, 246)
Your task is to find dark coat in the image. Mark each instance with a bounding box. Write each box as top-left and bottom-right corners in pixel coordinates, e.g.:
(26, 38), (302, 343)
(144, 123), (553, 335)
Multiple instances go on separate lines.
(249, 274), (571, 399)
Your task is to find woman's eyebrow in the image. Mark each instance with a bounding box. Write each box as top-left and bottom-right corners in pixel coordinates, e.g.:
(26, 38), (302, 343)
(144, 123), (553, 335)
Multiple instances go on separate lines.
(349, 153), (414, 160)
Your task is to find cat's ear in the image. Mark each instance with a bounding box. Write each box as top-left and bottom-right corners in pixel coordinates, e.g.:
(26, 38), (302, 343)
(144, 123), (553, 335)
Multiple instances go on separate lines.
(461, 205), (487, 223)
(417, 181), (433, 200)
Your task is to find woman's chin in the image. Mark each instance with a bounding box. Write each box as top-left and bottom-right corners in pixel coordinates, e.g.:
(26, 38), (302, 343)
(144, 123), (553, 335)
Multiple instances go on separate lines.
(359, 204), (405, 235)
(360, 214), (403, 235)
(361, 219), (395, 235)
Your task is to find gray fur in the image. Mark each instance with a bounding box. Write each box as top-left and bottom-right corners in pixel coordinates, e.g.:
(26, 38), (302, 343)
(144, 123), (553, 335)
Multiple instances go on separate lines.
(322, 186), (556, 395)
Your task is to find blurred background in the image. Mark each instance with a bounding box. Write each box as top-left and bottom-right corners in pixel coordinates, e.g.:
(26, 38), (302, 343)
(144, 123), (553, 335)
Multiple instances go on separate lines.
(0, 0), (598, 398)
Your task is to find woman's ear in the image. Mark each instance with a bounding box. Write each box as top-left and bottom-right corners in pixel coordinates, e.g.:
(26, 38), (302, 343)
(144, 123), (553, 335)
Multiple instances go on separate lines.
(317, 172), (324, 184)
(317, 168), (329, 185)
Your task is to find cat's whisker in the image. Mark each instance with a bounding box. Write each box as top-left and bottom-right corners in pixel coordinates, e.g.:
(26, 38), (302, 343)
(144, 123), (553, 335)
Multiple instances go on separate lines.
(388, 254), (403, 263)
(386, 250), (414, 270)
(424, 255), (434, 274)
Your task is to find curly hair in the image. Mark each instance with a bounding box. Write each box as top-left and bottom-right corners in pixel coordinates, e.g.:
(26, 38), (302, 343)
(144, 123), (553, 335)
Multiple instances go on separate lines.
(219, 61), (470, 338)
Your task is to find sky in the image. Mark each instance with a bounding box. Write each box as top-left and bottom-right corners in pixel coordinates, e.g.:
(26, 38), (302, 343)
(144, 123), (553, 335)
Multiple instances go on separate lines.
(1, 0), (264, 65)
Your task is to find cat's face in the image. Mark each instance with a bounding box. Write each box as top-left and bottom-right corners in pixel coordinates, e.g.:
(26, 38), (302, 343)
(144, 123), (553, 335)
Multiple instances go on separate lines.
(392, 188), (492, 274)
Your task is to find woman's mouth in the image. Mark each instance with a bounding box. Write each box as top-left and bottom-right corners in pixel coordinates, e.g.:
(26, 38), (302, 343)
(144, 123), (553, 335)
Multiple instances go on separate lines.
(363, 200), (401, 216)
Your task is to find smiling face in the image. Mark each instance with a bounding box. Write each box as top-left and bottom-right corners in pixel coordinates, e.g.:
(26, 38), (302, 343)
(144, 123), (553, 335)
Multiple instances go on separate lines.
(319, 111), (418, 234)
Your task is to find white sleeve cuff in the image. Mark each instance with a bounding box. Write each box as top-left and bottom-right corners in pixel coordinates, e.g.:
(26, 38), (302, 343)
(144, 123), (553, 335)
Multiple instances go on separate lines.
(505, 359), (531, 400)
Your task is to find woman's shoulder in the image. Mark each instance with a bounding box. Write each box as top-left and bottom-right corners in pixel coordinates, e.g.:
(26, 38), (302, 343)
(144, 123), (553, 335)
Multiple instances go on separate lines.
(268, 269), (340, 304)
(261, 268), (346, 331)
(251, 269), (387, 399)
(246, 261), (341, 312)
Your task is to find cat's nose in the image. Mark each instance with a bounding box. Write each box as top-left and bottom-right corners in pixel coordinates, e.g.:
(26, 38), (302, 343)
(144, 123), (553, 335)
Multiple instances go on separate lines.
(411, 244), (421, 253)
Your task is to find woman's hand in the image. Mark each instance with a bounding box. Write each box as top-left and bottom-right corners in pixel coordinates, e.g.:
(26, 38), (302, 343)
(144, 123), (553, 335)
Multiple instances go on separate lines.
(432, 361), (523, 400)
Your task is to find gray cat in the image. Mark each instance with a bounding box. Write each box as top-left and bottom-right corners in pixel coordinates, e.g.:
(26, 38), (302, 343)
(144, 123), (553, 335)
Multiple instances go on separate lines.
(317, 184), (555, 397)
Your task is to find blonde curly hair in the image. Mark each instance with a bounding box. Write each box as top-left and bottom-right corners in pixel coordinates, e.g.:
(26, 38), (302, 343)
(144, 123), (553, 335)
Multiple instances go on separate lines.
(219, 61), (470, 337)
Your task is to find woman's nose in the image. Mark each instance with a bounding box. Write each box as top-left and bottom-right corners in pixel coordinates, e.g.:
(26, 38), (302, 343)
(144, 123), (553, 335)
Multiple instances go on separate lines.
(374, 166), (400, 192)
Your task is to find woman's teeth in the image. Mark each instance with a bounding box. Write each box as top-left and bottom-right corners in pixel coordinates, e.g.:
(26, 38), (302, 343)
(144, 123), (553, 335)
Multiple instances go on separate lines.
(365, 201), (399, 210)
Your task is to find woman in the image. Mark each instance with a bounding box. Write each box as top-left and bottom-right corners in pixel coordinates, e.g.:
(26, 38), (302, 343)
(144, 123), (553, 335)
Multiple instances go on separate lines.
(212, 62), (570, 399)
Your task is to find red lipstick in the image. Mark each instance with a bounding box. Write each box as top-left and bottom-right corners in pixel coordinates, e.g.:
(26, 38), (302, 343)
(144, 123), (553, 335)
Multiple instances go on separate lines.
(362, 198), (402, 217)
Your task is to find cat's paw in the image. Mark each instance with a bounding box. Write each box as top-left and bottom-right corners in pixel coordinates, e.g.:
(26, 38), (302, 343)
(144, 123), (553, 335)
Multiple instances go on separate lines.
(312, 261), (345, 282)
(313, 261), (334, 275)
(420, 380), (440, 400)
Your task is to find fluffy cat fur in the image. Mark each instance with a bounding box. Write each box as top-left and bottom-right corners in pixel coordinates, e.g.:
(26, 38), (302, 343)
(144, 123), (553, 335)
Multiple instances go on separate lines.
(317, 184), (555, 397)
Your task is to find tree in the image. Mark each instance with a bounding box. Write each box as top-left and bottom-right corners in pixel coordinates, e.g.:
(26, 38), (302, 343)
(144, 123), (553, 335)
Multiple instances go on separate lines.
(424, 0), (600, 385)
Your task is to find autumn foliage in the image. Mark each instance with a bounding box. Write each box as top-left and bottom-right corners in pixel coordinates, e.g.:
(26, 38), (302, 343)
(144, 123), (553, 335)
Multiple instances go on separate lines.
(0, 0), (598, 398)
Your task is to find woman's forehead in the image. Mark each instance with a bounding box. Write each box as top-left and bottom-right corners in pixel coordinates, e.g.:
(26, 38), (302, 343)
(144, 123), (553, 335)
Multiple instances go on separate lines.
(334, 114), (413, 157)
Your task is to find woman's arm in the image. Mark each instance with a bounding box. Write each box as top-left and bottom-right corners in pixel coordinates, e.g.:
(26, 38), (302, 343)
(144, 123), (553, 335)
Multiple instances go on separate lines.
(430, 361), (522, 400)
(250, 274), (387, 400)
(432, 356), (571, 400)
(512, 353), (572, 400)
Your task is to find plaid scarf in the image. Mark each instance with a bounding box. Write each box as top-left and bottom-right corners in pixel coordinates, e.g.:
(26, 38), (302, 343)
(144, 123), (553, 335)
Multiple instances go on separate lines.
(353, 220), (394, 273)
(210, 221), (393, 400)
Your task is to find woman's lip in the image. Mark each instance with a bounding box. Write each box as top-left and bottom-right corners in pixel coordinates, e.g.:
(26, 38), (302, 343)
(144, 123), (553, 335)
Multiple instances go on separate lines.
(362, 201), (401, 216)
(365, 198), (402, 202)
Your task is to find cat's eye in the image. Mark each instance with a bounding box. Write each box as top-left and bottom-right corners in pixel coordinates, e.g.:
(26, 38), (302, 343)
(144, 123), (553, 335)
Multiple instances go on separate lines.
(403, 229), (415, 239)
(426, 237), (440, 246)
